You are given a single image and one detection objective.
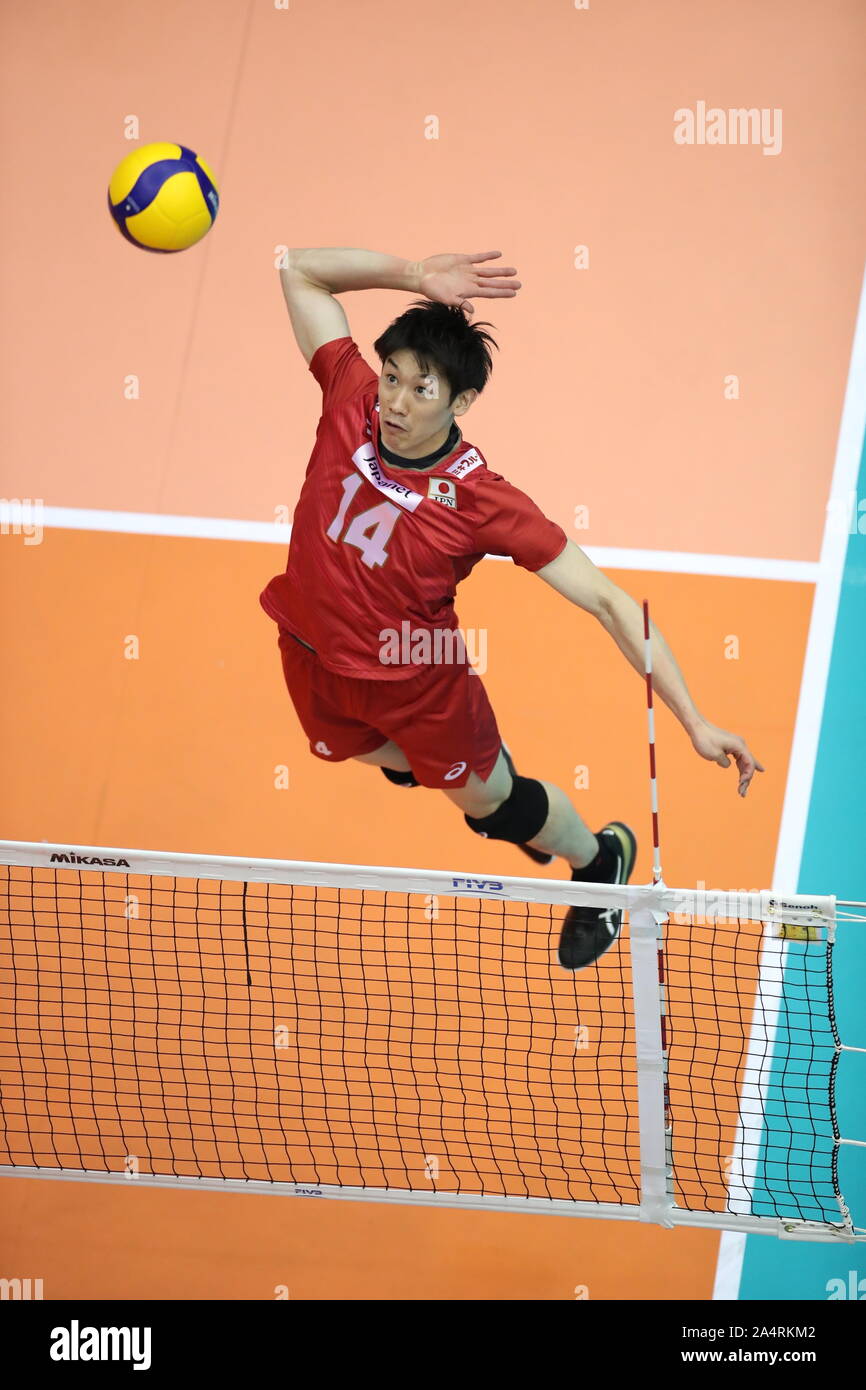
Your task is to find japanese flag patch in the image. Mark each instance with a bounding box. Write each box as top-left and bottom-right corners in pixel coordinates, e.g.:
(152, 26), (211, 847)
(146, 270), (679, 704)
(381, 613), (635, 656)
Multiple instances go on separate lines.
(428, 477), (457, 509)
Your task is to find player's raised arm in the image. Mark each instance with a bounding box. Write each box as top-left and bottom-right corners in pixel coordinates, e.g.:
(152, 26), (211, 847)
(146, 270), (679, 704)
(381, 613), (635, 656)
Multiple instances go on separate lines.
(535, 540), (765, 797)
(279, 256), (354, 366)
(279, 248), (522, 364)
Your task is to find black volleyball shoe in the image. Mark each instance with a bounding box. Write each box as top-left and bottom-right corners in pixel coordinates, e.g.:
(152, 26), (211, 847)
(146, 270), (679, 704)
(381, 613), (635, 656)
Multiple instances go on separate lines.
(557, 822), (637, 970)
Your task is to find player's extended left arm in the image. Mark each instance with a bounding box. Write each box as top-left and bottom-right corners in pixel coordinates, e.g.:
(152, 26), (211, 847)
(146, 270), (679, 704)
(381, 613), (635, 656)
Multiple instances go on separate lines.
(535, 540), (765, 797)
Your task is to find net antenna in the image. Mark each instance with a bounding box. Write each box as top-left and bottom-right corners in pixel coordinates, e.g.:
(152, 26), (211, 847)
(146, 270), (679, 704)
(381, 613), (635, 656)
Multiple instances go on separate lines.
(642, 598), (663, 886)
(630, 598), (674, 1225)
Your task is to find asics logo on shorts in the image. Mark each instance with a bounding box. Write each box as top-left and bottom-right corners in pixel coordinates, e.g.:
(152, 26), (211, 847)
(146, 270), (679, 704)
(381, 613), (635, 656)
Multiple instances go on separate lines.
(444, 761), (467, 781)
(314, 741), (334, 756)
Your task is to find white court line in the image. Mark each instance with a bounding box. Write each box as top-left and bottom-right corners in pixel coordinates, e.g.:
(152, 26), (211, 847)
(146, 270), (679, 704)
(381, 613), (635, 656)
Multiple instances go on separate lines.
(713, 261), (866, 1300)
(9, 506), (819, 581)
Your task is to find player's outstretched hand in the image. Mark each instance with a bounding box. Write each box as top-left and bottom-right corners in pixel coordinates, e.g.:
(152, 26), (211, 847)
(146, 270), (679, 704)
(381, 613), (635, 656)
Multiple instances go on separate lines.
(418, 251), (522, 314)
(690, 719), (765, 797)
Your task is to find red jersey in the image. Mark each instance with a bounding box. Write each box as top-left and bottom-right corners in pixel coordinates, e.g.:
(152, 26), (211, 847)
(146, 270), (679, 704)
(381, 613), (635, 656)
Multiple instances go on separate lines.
(260, 337), (567, 681)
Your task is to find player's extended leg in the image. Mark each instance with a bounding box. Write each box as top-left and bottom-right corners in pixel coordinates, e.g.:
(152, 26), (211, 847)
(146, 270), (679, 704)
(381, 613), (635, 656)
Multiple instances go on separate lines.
(443, 751), (637, 972)
(442, 748), (598, 866)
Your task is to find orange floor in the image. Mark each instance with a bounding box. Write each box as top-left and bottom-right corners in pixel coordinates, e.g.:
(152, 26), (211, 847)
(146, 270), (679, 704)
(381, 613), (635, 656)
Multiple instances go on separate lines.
(0, 530), (811, 1298)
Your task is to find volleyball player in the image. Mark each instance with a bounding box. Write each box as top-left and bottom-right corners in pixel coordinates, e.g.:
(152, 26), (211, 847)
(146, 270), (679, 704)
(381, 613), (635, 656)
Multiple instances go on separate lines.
(260, 248), (763, 968)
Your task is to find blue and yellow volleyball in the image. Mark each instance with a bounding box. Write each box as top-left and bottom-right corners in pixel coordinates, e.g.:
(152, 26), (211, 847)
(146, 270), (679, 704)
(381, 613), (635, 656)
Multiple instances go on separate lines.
(107, 142), (219, 253)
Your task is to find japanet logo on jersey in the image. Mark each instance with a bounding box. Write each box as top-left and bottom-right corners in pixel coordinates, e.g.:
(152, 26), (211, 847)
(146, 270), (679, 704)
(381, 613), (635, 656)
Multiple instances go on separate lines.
(352, 445), (424, 511)
(378, 622), (488, 674)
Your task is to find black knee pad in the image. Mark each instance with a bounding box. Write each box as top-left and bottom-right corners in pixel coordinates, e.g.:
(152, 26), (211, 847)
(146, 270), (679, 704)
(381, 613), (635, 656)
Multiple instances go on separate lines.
(464, 775), (549, 844)
(381, 766), (419, 788)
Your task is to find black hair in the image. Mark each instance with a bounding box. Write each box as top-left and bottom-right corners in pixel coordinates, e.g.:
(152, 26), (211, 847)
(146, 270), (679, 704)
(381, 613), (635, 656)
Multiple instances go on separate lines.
(373, 300), (498, 406)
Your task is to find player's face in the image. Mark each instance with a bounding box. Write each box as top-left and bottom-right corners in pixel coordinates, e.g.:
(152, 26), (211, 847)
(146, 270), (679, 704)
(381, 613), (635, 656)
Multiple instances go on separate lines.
(378, 350), (454, 459)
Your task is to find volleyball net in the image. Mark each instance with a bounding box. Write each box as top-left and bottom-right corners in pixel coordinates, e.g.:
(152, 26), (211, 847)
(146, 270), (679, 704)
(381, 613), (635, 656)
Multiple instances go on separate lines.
(1, 840), (864, 1243)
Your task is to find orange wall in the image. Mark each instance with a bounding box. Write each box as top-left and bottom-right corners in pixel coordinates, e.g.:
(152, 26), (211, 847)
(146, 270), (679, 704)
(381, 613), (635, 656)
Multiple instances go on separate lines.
(1, 2), (864, 557)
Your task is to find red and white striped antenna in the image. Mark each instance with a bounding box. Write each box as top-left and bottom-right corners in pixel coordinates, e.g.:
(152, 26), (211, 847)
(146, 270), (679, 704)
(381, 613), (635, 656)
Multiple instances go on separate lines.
(642, 599), (663, 885)
(643, 599), (672, 1147)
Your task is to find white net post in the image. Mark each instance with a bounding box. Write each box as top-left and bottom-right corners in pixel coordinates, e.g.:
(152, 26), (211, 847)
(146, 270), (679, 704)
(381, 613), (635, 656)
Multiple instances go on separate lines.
(628, 904), (675, 1226)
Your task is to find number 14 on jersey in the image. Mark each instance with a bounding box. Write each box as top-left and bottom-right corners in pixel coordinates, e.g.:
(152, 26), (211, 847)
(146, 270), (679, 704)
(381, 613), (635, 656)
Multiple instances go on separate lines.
(326, 474), (402, 569)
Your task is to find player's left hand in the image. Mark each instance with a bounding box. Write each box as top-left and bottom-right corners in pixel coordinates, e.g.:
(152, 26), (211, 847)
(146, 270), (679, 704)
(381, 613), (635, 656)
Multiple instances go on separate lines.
(690, 719), (765, 797)
(418, 251), (522, 313)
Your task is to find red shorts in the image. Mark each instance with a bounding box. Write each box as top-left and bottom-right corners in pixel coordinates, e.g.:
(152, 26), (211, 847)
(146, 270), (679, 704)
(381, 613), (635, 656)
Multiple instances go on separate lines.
(276, 627), (501, 789)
